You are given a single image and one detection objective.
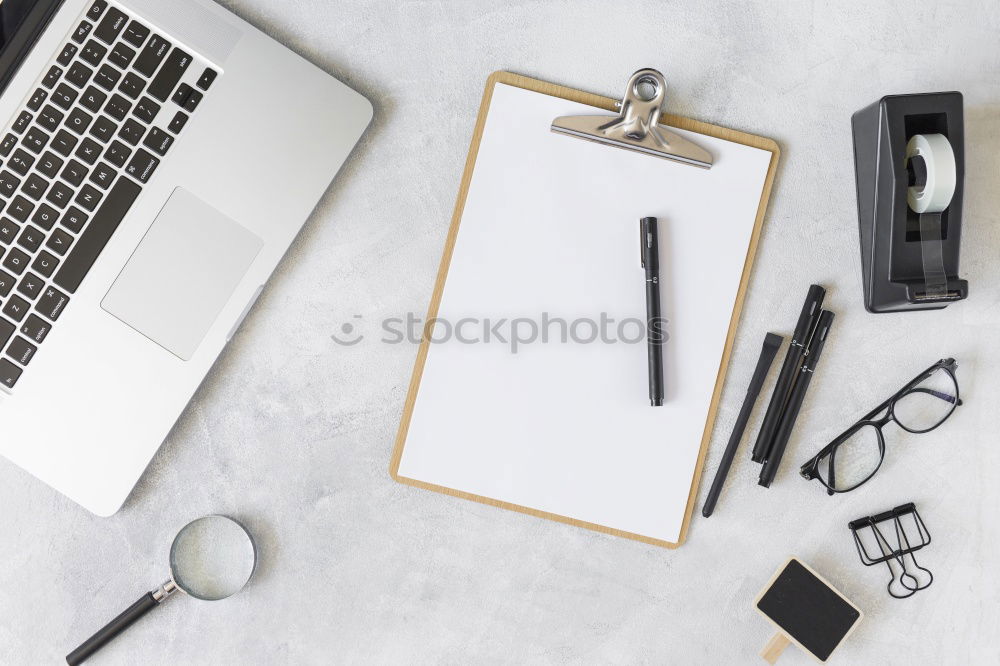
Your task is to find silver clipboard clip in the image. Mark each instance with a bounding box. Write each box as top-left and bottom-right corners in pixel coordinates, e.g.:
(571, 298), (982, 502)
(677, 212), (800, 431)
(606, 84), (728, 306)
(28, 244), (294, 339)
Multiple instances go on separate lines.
(551, 68), (713, 169)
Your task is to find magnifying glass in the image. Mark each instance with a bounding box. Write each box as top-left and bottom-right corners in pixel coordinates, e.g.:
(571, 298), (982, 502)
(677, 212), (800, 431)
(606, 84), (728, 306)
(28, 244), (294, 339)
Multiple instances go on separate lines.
(66, 515), (257, 665)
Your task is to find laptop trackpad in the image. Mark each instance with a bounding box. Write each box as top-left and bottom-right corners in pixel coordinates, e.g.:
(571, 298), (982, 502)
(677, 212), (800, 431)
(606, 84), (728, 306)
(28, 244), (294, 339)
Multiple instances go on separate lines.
(102, 188), (264, 361)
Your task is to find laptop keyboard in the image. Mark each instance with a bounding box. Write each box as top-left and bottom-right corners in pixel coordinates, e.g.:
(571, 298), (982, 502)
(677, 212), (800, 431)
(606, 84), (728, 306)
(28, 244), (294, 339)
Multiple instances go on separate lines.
(0, 0), (218, 391)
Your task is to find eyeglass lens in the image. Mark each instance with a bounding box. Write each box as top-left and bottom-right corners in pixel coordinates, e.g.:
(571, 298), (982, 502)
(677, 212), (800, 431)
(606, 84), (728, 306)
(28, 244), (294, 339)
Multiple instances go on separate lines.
(817, 424), (882, 491)
(892, 366), (959, 433)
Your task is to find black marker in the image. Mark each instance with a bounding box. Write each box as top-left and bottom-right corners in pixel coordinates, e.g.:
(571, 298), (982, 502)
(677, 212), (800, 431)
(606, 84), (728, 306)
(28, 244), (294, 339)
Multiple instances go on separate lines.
(751, 284), (826, 463)
(641, 217), (664, 406)
(758, 310), (834, 488)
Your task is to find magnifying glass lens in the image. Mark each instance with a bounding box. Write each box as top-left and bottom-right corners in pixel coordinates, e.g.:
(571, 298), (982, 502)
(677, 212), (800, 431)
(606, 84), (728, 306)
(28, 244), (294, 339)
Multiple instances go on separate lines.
(170, 515), (257, 601)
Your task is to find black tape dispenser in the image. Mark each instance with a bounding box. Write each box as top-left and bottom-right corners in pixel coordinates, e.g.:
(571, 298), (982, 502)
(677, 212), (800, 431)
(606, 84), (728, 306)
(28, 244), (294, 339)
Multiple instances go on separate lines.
(852, 92), (968, 313)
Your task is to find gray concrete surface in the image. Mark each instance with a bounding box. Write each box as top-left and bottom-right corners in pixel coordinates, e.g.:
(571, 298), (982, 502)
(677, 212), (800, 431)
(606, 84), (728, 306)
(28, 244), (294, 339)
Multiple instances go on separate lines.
(2, 1), (999, 663)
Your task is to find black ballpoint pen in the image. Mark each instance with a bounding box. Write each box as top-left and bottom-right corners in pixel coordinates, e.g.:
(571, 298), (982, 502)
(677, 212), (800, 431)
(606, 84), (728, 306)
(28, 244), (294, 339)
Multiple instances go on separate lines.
(751, 284), (826, 463)
(758, 309), (834, 488)
(641, 217), (664, 406)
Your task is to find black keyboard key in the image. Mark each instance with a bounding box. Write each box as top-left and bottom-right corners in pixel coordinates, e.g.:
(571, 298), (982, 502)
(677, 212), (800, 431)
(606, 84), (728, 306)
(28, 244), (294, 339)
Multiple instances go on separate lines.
(54, 177), (141, 293)
(76, 138), (102, 165)
(16, 271), (43, 300)
(2, 247), (29, 275)
(60, 207), (88, 233)
(94, 7), (129, 45)
(32, 203), (59, 230)
(119, 72), (145, 100)
(104, 140), (131, 167)
(52, 83), (78, 110)
(148, 48), (191, 102)
(122, 21), (150, 49)
(89, 162), (116, 189)
(94, 64), (121, 91)
(80, 85), (108, 113)
(21, 176), (47, 202)
(75, 184), (103, 211)
(132, 96), (159, 123)
(9, 149), (35, 176)
(66, 61), (94, 88)
(0, 134), (17, 157)
(16, 225), (42, 252)
(22, 127), (49, 154)
(61, 160), (87, 187)
(6, 336), (36, 366)
(12, 111), (32, 134)
(38, 105), (64, 132)
(89, 115), (117, 144)
(142, 127), (173, 156)
(167, 111), (188, 134)
(27, 88), (48, 112)
(184, 90), (203, 113)
(87, 0), (108, 22)
(9, 195), (35, 220)
(66, 109), (94, 134)
(80, 40), (108, 67)
(124, 149), (158, 183)
(0, 268), (13, 296)
(57, 44), (78, 67)
(36, 285), (69, 321)
(0, 219), (17, 245)
(32, 250), (59, 278)
(0, 171), (20, 197)
(46, 181), (73, 209)
(104, 94), (131, 121)
(36, 152), (63, 180)
(46, 228), (74, 256)
(108, 43), (136, 70)
(15, 221), (41, 252)
(0, 358), (22, 388)
(196, 68), (217, 91)
(51, 130), (78, 157)
(118, 118), (145, 145)
(21, 314), (51, 343)
(72, 21), (94, 44)
(0, 319), (13, 347)
(171, 83), (192, 107)
(42, 65), (62, 89)
(2, 294), (29, 321)
(133, 34), (170, 77)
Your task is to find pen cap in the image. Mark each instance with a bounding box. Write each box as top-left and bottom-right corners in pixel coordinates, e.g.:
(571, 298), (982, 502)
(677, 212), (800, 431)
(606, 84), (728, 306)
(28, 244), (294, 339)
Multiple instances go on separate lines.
(804, 310), (835, 370)
(792, 284), (826, 342)
(640, 217), (659, 270)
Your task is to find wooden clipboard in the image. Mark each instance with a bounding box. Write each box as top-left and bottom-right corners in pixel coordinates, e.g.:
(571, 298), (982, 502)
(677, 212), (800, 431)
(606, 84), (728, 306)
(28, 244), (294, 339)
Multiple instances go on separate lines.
(390, 70), (780, 548)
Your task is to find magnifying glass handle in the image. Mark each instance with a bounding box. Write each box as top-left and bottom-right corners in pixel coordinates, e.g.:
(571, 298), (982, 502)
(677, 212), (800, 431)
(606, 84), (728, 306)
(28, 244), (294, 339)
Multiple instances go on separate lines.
(66, 582), (176, 665)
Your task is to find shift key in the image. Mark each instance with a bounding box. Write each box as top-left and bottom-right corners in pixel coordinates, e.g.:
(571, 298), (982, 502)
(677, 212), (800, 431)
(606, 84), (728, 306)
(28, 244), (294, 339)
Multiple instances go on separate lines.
(148, 48), (191, 102)
(133, 34), (171, 77)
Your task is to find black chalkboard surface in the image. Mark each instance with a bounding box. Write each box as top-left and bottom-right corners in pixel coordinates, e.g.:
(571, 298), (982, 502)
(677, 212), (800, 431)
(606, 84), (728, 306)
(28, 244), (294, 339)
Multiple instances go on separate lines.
(756, 558), (862, 662)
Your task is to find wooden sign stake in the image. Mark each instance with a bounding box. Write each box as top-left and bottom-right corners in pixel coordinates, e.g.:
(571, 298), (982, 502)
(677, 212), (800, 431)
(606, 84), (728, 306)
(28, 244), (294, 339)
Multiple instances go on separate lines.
(760, 632), (791, 663)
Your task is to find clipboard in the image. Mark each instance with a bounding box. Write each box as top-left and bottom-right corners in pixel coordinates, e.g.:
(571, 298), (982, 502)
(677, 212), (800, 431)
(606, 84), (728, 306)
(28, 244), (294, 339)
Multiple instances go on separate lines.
(390, 70), (780, 548)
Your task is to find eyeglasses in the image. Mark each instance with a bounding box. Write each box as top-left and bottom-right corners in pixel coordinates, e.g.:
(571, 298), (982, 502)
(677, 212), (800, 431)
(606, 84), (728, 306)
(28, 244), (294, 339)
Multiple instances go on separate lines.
(800, 358), (961, 494)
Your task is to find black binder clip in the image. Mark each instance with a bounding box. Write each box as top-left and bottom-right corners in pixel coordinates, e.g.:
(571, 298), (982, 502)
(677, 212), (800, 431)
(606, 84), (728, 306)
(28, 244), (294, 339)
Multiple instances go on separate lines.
(849, 503), (932, 599)
(852, 92), (969, 313)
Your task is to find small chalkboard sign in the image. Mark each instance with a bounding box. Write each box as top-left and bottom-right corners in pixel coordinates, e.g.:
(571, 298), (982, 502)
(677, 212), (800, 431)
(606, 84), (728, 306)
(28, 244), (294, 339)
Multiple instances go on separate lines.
(754, 557), (863, 663)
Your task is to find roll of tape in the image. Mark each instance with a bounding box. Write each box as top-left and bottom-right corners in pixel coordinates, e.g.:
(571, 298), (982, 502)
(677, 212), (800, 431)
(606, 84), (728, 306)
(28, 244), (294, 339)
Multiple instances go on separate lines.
(906, 133), (956, 214)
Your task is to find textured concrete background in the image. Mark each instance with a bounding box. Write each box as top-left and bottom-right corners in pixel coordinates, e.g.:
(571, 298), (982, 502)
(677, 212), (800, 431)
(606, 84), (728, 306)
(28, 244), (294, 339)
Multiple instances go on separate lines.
(1, 0), (998, 664)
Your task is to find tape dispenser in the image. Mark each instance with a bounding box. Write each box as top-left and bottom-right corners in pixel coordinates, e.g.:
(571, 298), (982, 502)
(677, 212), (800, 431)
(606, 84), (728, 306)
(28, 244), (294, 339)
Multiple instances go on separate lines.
(852, 92), (968, 313)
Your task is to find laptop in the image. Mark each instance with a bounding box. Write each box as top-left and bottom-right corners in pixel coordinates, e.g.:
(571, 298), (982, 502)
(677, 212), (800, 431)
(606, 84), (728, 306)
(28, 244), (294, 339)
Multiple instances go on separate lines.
(0, 0), (372, 515)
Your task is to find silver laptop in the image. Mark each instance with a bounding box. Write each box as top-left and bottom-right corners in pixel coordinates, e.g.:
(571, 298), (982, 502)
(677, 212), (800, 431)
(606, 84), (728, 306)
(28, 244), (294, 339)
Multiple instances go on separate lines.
(0, 0), (372, 514)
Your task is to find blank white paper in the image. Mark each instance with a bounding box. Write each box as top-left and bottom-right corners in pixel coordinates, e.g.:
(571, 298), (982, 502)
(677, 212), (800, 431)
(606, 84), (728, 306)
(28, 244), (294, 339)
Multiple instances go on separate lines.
(398, 83), (772, 544)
